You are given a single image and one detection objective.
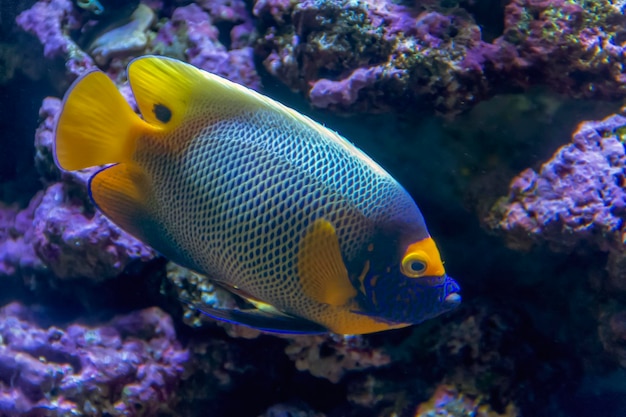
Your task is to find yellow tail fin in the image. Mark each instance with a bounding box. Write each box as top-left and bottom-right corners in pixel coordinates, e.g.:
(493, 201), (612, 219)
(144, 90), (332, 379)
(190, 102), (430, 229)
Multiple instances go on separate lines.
(55, 71), (148, 171)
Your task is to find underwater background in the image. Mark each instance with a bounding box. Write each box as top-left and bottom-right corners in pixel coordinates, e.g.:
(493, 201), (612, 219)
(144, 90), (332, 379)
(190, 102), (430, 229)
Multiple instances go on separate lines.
(1, 0), (626, 416)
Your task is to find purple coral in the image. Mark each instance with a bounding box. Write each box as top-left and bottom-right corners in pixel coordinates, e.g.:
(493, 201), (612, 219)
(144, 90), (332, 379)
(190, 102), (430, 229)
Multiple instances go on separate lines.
(254, 0), (626, 115)
(255, 0), (497, 114)
(16, 0), (76, 59)
(0, 196), (46, 280)
(0, 99), (63, 283)
(414, 384), (519, 416)
(0, 302), (189, 416)
(16, 0), (96, 77)
(196, 0), (250, 24)
(154, 3), (260, 89)
(34, 97), (62, 181)
(502, 0), (626, 98)
(309, 66), (399, 109)
(488, 113), (626, 254)
(33, 181), (155, 281)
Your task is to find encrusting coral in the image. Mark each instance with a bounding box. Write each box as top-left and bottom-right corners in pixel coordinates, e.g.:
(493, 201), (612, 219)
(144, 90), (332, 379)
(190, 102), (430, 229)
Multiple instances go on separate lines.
(487, 112), (626, 278)
(254, 0), (626, 115)
(0, 302), (188, 417)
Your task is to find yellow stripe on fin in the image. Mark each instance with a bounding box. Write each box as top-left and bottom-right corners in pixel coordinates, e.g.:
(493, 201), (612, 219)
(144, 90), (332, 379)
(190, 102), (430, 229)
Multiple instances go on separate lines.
(298, 219), (357, 306)
(55, 71), (148, 171)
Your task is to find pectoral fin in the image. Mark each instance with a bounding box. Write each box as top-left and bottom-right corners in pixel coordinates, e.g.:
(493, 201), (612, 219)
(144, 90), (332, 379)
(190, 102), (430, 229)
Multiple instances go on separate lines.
(298, 219), (357, 306)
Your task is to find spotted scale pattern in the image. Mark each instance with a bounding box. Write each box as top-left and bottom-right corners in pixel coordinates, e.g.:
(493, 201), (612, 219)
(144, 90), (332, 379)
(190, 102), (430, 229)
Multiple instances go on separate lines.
(134, 93), (422, 324)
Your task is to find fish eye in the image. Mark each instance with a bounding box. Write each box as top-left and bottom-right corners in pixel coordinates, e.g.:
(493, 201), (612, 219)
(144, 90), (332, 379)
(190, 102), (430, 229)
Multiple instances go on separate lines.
(401, 252), (429, 277)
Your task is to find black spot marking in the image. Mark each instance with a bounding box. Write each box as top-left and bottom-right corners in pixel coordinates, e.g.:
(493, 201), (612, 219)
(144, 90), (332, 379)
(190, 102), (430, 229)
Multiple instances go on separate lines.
(153, 103), (172, 123)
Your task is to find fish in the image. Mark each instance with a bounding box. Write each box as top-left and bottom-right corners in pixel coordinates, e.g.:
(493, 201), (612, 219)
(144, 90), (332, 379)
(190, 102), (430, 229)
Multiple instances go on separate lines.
(54, 55), (461, 335)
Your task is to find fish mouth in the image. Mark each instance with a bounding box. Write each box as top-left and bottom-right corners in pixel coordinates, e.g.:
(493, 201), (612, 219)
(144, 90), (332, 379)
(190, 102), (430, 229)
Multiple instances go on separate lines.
(443, 275), (462, 309)
(444, 292), (462, 308)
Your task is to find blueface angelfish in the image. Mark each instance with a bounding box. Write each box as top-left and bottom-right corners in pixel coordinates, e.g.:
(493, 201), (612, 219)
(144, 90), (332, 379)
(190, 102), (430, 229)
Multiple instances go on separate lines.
(54, 56), (461, 335)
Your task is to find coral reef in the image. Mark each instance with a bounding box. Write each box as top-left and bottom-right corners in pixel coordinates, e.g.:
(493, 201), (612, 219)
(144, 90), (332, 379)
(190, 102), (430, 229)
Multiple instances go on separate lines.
(486, 111), (626, 269)
(33, 97), (62, 182)
(33, 180), (155, 281)
(0, 196), (46, 280)
(13, 0), (626, 114)
(284, 334), (389, 384)
(15, 0), (260, 89)
(5, 0), (626, 415)
(502, 0), (626, 99)
(167, 262), (390, 380)
(254, 0), (626, 115)
(152, 2), (260, 89)
(0, 302), (188, 416)
(414, 384), (519, 417)
(373, 300), (580, 416)
(165, 261), (241, 331)
(486, 109), (626, 369)
(255, 0), (492, 114)
(16, 0), (96, 78)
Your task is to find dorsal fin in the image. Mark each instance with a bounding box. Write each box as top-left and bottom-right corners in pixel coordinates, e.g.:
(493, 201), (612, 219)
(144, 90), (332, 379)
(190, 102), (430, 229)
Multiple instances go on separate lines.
(128, 56), (202, 129)
(127, 56), (267, 128)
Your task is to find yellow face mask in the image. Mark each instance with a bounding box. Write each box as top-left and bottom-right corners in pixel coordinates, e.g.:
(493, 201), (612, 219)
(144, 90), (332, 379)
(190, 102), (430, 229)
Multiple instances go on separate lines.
(400, 236), (445, 278)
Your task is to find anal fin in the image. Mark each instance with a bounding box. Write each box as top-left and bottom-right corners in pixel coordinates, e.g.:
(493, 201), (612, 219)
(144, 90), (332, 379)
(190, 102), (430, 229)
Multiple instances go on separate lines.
(182, 299), (328, 335)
